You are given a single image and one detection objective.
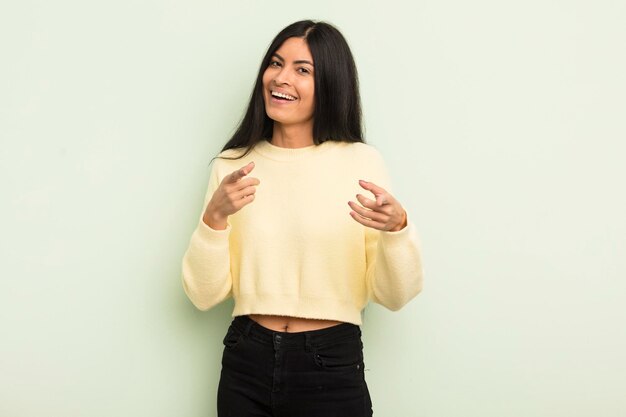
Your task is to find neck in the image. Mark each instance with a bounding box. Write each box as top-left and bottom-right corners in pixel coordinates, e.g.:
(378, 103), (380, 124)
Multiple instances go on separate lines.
(270, 120), (314, 148)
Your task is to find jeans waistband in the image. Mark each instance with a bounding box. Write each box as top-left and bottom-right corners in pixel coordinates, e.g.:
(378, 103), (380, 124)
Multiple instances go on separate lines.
(231, 315), (361, 348)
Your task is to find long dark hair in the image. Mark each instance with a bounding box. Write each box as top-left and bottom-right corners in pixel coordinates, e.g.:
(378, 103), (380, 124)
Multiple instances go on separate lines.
(211, 19), (365, 163)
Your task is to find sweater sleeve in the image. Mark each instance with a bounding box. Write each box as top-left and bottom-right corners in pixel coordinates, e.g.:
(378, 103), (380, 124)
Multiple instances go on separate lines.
(181, 159), (233, 311)
(364, 149), (424, 311)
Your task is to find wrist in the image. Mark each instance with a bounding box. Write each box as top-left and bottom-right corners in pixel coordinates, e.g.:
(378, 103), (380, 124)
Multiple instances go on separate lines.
(389, 210), (407, 232)
(203, 210), (227, 230)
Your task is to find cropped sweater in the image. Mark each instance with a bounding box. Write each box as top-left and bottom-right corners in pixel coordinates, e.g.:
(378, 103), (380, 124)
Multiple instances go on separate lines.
(181, 139), (424, 325)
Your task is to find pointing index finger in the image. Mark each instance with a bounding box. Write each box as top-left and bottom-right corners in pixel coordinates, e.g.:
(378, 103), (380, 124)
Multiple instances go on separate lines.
(227, 161), (255, 183)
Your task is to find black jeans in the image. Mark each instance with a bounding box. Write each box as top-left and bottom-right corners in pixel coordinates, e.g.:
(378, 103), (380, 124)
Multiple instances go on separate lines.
(217, 315), (373, 417)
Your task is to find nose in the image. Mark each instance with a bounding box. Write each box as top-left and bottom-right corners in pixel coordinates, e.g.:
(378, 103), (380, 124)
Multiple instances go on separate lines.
(273, 66), (292, 86)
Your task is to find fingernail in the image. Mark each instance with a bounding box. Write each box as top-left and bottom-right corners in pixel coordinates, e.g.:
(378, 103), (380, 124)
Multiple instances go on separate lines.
(359, 179), (367, 183)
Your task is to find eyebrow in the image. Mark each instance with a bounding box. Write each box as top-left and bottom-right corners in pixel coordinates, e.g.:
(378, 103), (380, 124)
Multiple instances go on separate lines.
(272, 52), (314, 67)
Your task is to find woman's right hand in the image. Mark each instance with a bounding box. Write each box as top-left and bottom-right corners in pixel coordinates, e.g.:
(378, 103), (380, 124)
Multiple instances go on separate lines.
(202, 161), (259, 230)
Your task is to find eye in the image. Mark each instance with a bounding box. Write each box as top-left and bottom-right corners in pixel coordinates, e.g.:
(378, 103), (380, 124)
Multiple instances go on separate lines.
(298, 68), (311, 74)
(269, 60), (281, 67)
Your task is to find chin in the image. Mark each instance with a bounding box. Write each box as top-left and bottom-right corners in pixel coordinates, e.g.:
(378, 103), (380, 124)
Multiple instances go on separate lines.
(265, 109), (288, 123)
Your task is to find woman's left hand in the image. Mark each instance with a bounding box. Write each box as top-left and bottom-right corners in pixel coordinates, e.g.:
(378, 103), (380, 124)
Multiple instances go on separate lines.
(348, 180), (407, 232)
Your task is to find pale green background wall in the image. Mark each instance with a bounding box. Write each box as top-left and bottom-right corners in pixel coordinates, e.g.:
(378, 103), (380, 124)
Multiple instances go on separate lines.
(1, 0), (624, 416)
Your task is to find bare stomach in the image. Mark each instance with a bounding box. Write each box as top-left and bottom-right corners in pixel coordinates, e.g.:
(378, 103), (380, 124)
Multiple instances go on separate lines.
(247, 314), (345, 332)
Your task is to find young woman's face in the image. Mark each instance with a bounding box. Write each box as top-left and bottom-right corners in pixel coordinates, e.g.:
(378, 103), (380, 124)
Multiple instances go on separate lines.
(262, 37), (315, 127)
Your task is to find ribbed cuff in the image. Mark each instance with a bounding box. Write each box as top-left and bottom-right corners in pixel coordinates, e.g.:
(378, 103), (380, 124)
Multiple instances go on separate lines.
(379, 220), (418, 247)
(195, 217), (231, 245)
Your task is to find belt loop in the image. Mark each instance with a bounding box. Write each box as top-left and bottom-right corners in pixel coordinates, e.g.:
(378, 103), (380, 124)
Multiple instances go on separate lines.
(305, 333), (312, 352)
(243, 317), (254, 336)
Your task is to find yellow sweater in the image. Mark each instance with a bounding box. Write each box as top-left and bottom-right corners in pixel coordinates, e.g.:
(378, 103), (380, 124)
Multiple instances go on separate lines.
(181, 139), (424, 325)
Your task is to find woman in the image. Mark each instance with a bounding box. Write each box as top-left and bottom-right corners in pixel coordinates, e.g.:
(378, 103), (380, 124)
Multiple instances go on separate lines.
(182, 19), (424, 416)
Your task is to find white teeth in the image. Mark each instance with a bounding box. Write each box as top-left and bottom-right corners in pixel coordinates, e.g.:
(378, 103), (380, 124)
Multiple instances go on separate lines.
(271, 91), (297, 101)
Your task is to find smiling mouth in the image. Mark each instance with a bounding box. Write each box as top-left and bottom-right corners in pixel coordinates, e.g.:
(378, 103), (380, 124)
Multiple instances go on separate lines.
(270, 90), (298, 101)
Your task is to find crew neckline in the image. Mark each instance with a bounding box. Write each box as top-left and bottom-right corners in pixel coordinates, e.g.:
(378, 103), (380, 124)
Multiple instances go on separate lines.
(252, 138), (336, 161)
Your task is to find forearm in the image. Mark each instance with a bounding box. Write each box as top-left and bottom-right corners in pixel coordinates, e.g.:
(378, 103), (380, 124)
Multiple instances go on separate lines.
(366, 220), (424, 310)
(181, 219), (233, 310)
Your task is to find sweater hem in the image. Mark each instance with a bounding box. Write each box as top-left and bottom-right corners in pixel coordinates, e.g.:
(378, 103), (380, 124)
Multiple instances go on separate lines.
(233, 294), (364, 326)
